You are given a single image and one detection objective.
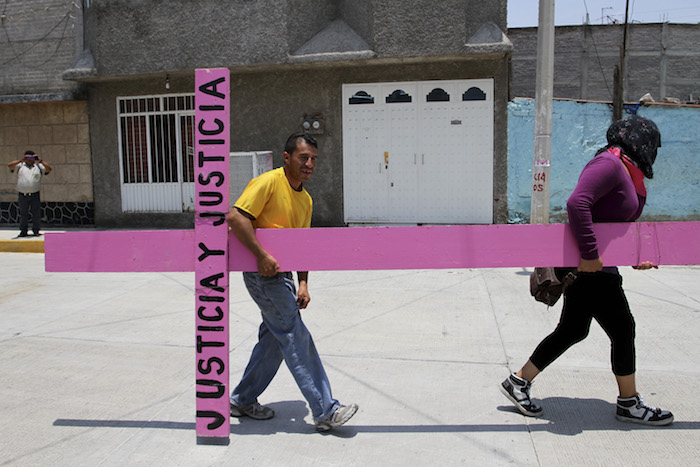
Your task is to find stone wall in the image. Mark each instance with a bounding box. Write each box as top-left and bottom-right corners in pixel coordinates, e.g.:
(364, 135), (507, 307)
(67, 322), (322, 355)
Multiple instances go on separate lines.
(0, 101), (94, 225)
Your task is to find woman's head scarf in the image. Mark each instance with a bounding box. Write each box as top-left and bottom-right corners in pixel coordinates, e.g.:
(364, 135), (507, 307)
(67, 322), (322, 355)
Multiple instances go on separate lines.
(598, 115), (661, 179)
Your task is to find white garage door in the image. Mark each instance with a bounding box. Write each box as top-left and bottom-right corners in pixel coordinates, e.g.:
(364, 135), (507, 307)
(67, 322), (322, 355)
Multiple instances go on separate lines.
(342, 79), (493, 224)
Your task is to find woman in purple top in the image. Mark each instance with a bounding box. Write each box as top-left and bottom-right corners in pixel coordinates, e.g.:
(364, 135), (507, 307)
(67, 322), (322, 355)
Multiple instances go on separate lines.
(500, 116), (673, 426)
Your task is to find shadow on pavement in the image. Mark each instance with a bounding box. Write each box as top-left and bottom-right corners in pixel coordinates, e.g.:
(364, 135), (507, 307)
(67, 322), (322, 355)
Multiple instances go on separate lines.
(53, 396), (700, 438)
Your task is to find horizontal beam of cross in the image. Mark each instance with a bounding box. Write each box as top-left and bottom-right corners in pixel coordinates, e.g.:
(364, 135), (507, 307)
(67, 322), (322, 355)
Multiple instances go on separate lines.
(44, 221), (700, 273)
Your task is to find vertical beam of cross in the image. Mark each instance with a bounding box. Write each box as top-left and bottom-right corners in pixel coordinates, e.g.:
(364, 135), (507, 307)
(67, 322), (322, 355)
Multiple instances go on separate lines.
(194, 68), (231, 445)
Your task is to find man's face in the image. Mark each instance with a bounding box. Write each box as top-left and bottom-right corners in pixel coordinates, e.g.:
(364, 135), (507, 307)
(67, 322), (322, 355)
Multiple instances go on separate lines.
(283, 139), (317, 187)
(23, 155), (37, 166)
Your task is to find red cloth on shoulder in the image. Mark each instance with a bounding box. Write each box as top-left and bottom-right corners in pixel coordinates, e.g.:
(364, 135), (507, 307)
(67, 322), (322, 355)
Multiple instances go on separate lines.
(608, 147), (646, 197)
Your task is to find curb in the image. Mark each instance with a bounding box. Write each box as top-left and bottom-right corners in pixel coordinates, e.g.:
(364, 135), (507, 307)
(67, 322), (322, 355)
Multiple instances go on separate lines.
(0, 238), (45, 253)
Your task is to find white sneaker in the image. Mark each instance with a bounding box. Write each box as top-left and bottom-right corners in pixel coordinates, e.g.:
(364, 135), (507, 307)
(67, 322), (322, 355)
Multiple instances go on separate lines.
(616, 394), (673, 426)
(315, 403), (358, 432)
(500, 373), (543, 417)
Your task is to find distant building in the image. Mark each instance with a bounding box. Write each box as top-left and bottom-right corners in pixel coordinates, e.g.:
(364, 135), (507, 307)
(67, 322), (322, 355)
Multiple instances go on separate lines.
(12, 5), (697, 229)
(0, 1), (93, 226)
(508, 23), (700, 103)
(2, 0), (513, 228)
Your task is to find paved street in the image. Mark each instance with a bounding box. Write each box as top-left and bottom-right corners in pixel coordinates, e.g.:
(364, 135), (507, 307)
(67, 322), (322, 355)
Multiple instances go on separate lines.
(1, 229), (699, 466)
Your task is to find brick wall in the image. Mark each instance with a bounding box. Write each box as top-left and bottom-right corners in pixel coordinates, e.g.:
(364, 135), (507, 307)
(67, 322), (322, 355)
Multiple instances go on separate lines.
(0, 101), (92, 204)
(509, 23), (700, 103)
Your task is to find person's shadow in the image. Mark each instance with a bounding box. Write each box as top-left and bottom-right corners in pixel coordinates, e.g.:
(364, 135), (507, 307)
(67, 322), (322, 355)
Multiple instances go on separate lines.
(54, 397), (698, 437)
(54, 400), (357, 438)
(497, 396), (692, 435)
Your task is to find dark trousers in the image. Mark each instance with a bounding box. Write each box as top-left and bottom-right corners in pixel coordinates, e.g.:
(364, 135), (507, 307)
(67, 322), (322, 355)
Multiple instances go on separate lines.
(18, 192), (42, 235)
(530, 272), (636, 376)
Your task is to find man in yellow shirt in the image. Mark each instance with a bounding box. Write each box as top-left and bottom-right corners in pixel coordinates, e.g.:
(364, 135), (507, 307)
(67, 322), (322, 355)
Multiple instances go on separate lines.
(226, 132), (358, 432)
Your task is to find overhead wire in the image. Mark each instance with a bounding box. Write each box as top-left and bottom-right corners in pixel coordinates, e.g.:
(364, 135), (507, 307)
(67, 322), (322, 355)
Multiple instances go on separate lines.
(582, 0), (614, 100)
(0, 1), (76, 68)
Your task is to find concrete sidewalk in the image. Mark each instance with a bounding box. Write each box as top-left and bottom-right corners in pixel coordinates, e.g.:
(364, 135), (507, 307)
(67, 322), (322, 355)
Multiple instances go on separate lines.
(1, 240), (699, 465)
(0, 227), (47, 253)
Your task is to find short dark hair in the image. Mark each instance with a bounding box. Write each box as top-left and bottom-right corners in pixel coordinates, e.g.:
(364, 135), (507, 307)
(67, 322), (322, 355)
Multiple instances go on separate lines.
(24, 150), (35, 156)
(284, 132), (317, 155)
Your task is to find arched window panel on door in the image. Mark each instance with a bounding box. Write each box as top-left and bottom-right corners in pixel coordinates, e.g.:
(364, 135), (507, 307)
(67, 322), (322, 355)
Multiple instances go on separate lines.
(426, 88), (450, 102)
(349, 91), (374, 104)
(386, 89), (412, 103)
(463, 87), (487, 101)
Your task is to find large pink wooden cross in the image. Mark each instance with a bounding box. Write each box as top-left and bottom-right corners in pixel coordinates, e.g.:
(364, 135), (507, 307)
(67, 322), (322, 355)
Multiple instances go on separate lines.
(44, 68), (700, 445)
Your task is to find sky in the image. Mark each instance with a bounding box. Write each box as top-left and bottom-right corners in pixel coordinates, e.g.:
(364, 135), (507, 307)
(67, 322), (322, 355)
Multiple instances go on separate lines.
(507, 0), (700, 27)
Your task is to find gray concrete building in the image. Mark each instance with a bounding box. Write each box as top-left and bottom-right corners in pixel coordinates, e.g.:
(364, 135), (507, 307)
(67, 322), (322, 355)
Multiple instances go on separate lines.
(3, 0), (516, 229)
(66, 0), (512, 228)
(2, 0), (514, 229)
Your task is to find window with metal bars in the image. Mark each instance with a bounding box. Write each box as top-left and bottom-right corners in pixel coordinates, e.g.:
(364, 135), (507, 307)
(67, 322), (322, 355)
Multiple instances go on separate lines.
(117, 94), (196, 212)
(117, 94), (195, 184)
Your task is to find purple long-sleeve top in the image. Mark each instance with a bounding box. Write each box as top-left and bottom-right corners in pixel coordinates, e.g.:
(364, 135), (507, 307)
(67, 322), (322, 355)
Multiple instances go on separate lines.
(567, 149), (646, 264)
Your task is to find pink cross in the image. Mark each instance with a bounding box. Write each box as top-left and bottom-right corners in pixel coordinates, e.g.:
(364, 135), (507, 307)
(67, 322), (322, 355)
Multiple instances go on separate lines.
(44, 68), (700, 445)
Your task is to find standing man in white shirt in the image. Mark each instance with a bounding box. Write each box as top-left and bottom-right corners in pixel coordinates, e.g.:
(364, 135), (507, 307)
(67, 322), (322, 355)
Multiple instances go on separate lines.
(7, 150), (52, 237)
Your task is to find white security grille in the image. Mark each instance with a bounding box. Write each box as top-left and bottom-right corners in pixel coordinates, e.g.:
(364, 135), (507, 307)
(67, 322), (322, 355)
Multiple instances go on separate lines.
(117, 94), (196, 212)
(229, 152), (273, 203)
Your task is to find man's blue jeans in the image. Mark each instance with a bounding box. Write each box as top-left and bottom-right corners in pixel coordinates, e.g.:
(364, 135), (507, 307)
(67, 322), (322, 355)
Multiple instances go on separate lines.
(230, 272), (339, 421)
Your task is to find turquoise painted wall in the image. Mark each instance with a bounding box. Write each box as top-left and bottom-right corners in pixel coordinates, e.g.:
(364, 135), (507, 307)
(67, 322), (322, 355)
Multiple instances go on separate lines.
(508, 99), (700, 223)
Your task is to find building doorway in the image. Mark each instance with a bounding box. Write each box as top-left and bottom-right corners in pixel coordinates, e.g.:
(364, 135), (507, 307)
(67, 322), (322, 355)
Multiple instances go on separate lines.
(342, 79), (494, 224)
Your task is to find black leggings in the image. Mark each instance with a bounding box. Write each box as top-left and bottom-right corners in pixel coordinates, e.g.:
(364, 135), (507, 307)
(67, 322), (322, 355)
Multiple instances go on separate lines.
(530, 272), (636, 376)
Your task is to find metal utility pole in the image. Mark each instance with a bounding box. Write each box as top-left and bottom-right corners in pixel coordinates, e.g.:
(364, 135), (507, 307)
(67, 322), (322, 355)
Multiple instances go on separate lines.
(613, 0), (630, 121)
(530, 0), (555, 224)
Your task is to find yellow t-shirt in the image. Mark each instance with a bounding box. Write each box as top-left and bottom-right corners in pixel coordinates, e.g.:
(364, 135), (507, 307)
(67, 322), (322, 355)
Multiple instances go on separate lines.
(234, 167), (312, 229)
